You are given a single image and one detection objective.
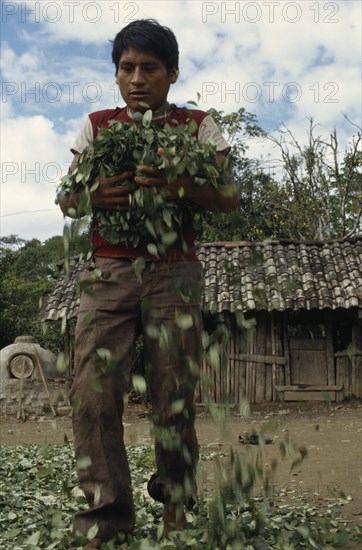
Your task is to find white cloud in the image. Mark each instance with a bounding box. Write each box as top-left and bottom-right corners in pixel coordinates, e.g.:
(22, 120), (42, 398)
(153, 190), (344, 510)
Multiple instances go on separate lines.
(1, 42), (115, 113)
(1, 0), (361, 241)
(0, 110), (75, 240)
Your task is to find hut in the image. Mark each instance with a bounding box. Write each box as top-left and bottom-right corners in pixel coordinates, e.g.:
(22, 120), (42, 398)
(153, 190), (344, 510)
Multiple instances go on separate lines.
(42, 238), (362, 404)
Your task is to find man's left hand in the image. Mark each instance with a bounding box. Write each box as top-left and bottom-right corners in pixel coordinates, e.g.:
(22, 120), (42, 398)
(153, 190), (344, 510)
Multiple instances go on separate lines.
(134, 148), (239, 213)
(134, 165), (192, 201)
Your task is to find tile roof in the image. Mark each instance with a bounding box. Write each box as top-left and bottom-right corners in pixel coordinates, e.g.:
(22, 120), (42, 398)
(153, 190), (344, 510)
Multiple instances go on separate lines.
(42, 237), (362, 321)
(43, 257), (83, 322)
(198, 238), (362, 313)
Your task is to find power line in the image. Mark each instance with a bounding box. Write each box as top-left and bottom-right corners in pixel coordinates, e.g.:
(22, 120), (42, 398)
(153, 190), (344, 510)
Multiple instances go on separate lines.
(1, 208), (59, 218)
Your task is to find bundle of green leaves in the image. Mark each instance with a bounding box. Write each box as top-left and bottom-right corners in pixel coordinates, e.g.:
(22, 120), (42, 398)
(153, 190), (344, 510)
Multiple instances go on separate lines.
(57, 110), (231, 255)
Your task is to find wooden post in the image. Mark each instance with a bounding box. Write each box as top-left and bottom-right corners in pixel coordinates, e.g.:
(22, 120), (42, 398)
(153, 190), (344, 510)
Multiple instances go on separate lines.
(17, 360), (26, 421)
(14, 351), (57, 416)
(271, 311), (277, 401)
(352, 314), (362, 398)
(247, 338), (251, 403)
(64, 320), (72, 381)
(246, 329), (257, 403)
(34, 352), (57, 417)
(335, 355), (346, 402)
(282, 312), (291, 385)
(324, 310), (336, 387)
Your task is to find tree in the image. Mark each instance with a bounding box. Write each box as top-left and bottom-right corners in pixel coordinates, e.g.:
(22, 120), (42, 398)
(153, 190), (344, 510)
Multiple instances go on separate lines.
(201, 108), (276, 242)
(0, 230), (90, 351)
(202, 114), (362, 242)
(201, 156), (294, 242)
(268, 118), (362, 240)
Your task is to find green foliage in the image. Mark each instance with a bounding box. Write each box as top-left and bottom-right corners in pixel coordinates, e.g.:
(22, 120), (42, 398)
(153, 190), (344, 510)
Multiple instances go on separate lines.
(0, 233), (88, 350)
(202, 158), (292, 242)
(269, 119), (362, 240)
(200, 109), (290, 243)
(207, 107), (267, 154)
(57, 109), (232, 256)
(0, 441), (359, 549)
(202, 114), (362, 242)
(0, 273), (51, 344)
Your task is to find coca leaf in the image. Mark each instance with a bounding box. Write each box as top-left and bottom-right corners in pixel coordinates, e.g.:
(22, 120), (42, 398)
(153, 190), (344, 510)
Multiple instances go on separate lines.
(57, 109), (231, 248)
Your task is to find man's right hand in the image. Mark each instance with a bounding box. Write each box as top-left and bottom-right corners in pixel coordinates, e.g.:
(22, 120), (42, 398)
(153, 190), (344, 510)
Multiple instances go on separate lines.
(90, 172), (134, 210)
(58, 168), (134, 218)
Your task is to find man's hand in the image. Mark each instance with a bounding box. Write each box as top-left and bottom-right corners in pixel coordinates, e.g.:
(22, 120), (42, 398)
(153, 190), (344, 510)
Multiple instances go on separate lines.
(59, 152), (135, 217)
(58, 168), (134, 217)
(134, 150), (239, 213)
(134, 165), (192, 200)
(134, 146), (192, 200)
(90, 171), (134, 210)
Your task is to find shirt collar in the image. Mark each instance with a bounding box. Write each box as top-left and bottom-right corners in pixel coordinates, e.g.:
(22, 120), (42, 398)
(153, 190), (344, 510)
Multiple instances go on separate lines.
(126, 102), (171, 121)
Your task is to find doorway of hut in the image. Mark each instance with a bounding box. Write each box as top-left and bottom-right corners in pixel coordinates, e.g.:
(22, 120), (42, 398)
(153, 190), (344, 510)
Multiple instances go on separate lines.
(282, 309), (347, 401)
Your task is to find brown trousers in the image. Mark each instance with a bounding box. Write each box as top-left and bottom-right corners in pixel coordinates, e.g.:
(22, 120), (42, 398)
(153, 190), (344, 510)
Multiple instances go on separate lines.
(69, 257), (202, 540)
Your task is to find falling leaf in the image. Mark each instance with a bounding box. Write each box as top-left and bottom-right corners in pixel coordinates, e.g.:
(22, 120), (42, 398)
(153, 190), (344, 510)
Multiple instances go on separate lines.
(132, 375), (147, 395)
(77, 455), (92, 470)
(87, 523), (99, 540)
(176, 313), (194, 330)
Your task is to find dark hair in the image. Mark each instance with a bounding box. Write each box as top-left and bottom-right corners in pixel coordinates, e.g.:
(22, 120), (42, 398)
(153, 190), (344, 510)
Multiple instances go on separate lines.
(111, 19), (179, 75)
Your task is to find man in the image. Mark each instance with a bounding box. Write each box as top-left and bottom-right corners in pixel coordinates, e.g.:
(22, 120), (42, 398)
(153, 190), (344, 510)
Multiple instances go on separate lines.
(58, 19), (238, 548)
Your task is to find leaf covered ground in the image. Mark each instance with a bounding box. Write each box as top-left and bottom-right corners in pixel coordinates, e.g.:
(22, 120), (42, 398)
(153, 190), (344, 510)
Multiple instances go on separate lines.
(0, 441), (360, 549)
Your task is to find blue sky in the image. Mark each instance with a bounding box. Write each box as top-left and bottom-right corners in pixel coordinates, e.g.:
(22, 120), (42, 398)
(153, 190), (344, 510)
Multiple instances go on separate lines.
(1, 0), (361, 241)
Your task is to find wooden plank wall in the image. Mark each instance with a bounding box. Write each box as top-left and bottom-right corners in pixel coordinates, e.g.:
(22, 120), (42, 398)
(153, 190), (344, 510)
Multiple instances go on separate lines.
(198, 311), (286, 404)
(197, 310), (361, 404)
(335, 314), (361, 400)
(351, 316), (362, 398)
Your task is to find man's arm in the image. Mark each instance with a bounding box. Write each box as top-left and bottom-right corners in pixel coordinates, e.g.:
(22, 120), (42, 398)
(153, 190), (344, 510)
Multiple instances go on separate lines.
(58, 153), (134, 218)
(134, 151), (239, 213)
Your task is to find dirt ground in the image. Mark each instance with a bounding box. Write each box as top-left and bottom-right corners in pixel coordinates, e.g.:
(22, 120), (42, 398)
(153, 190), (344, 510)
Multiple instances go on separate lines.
(1, 400), (361, 540)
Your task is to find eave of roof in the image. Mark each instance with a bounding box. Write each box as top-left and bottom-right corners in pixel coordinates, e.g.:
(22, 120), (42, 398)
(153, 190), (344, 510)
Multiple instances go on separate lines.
(42, 237), (362, 321)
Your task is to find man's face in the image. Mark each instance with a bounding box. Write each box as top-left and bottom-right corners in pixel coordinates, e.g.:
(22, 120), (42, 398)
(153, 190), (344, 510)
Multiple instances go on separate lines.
(116, 48), (178, 113)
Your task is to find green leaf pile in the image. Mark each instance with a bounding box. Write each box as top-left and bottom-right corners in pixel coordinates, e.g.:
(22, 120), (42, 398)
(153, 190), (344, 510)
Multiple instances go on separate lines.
(57, 110), (232, 254)
(1, 443), (359, 549)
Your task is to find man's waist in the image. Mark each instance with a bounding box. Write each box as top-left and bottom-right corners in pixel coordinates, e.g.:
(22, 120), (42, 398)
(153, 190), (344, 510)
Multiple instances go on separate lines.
(91, 230), (197, 261)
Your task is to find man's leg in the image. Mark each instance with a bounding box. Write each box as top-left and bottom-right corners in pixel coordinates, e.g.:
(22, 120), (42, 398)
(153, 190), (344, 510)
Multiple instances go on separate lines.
(69, 258), (140, 541)
(142, 260), (203, 526)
